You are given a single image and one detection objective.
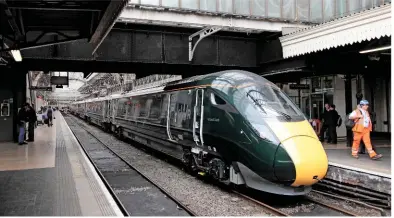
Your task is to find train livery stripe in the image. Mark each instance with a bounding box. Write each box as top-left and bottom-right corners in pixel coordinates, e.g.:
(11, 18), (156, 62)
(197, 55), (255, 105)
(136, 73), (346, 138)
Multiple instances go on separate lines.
(268, 120), (328, 187)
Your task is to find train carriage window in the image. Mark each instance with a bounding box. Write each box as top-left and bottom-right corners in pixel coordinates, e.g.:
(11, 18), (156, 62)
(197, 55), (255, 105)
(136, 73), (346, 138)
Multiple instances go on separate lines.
(149, 94), (163, 120)
(210, 93), (226, 105)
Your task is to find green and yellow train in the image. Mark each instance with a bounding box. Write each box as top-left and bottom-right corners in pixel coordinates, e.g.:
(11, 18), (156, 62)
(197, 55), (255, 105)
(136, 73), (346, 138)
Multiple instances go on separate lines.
(70, 70), (328, 195)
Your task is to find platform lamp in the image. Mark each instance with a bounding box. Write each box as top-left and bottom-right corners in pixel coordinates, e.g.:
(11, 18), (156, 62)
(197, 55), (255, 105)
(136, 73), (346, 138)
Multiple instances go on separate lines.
(10, 50), (22, 62)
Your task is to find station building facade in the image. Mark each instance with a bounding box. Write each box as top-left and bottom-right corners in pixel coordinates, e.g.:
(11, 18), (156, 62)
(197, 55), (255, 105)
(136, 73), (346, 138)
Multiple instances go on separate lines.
(278, 74), (390, 138)
(262, 3), (391, 142)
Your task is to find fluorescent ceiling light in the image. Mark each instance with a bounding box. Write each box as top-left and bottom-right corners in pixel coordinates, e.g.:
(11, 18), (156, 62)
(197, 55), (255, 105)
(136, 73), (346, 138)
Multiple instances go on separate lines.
(10, 50), (22, 62)
(359, 45), (391, 54)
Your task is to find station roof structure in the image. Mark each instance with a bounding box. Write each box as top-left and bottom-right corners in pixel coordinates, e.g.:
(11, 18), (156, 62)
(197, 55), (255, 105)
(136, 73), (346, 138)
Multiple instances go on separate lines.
(0, 0), (128, 63)
(279, 3), (391, 58)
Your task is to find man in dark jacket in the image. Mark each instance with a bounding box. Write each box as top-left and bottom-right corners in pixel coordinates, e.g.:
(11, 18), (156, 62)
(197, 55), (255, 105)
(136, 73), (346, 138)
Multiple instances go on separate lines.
(27, 104), (37, 142)
(319, 103), (331, 142)
(328, 104), (339, 144)
(17, 103), (29, 145)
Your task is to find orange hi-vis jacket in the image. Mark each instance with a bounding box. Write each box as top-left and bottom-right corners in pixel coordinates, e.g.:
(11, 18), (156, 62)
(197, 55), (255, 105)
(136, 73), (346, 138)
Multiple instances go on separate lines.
(351, 109), (372, 133)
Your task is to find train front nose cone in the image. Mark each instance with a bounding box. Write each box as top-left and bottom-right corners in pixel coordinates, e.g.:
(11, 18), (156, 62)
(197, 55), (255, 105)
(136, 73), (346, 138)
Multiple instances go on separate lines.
(280, 136), (328, 187)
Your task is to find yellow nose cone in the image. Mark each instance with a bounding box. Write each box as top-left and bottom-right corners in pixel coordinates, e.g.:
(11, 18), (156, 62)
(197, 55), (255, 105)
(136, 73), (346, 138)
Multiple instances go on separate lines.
(266, 120), (328, 187)
(281, 136), (328, 187)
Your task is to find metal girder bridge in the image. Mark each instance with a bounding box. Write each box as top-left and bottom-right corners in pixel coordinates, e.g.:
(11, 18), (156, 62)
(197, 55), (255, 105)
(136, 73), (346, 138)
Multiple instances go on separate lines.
(0, 0), (128, 63)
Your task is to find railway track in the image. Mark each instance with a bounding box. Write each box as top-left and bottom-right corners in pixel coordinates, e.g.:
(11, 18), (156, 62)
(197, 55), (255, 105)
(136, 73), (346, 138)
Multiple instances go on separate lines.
(65, 113), (379, 217)
(65, 115), (196, 216)
(233, 190), (359, 216)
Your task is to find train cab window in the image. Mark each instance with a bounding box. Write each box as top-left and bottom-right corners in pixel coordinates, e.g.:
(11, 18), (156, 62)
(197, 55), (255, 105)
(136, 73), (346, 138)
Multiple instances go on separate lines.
(210, 93), (226, 105)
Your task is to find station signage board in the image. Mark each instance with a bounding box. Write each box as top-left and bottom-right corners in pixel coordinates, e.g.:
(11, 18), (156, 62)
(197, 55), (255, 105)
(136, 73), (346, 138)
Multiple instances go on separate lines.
(30, 86), (53, 91)
(51, 76), (68, 85)
(289, 84), (310, 90)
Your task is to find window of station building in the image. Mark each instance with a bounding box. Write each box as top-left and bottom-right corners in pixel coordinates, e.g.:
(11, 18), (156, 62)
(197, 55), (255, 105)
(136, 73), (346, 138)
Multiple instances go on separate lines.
(218, 0), (233, 13)
(348, 0), (361, 14)
(200, 0), (216, 12)
(234, 0), (250, 15)
(311, 77), (321, 91)
(140, 0), (160, 6)
(282, 0), (295, 20)
(296, 0), (309, 21)
(310, 0), (323, 22)
(361, 0), (373, 9)
(162, 0), (179, 8)
(267, 0), (280, 18)
(335, 0), (347, 17)
(322, 76), (334, 89)
(181, 0), (198, 10)
(373, 0), (384, 6)
(251, 0), (266, 17)
(323, 0), (335, 22)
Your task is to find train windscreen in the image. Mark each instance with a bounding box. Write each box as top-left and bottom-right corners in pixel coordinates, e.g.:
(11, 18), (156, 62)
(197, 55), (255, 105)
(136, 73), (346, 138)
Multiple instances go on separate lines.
(212, 71), (306, 123)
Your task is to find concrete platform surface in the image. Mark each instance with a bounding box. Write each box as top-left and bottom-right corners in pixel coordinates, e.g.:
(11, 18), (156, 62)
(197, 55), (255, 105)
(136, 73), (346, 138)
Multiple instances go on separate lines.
(0, 112), (123, 216)
(325, 147), (391, 176)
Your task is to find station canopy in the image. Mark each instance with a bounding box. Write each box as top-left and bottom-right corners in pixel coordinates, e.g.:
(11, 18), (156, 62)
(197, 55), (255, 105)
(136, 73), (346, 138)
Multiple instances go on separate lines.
(279, 3), (391, 58)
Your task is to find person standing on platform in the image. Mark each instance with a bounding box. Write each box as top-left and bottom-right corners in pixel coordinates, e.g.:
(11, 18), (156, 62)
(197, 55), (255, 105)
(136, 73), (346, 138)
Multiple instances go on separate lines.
(328, 104), (339, 144)
(349, 100), (382, 160)
(27, 104), (37, 142)
(311, 116), (321, 137)
(320, 103), (332, 143)
(17, 103), (29, 145)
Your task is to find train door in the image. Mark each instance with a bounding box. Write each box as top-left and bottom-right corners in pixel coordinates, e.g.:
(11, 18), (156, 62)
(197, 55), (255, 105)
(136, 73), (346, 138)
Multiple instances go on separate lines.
(166, 93), (177, 142)
(193, 89), (204, 147)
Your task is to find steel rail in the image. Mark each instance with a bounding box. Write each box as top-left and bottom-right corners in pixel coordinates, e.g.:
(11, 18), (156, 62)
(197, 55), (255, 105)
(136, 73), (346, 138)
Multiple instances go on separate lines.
(305, 196), (358, 216)
(312, 190), (386, 216)
(232, 190), (290, 216)
(68, 116), (198, 216)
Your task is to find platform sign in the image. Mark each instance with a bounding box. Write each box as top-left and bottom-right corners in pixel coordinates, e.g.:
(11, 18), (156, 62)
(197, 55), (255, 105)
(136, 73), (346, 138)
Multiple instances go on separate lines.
(30, 86), (53, 91)
(289, 84), (310, 90)
(50, 76), (68, 85)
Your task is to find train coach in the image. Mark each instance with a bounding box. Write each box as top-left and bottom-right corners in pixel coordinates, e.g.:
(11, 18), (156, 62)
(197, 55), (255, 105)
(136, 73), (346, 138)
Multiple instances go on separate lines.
(70, 70), (328, 196)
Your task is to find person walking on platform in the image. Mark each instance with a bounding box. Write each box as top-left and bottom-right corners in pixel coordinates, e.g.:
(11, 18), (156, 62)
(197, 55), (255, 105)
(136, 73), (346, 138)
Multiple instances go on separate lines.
(349, 100), (382, 160)
(27, 104), (37, 142)
(47, 106), (53, 127)
(17, 103), (29, 145)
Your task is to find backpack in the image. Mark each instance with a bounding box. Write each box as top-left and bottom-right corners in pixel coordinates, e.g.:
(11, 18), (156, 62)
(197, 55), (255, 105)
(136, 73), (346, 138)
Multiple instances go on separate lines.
(344, 109), (360, 129)
(337, 116), (343, 127)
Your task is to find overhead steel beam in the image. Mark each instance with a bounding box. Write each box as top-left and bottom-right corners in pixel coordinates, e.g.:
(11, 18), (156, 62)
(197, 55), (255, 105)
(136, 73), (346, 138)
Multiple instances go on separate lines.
(0, 0), (22, 41)
(0, 37), (86, 52)
(89, 0), (128, 55)
(189, 26), (222, 61)
(7, 5), (101, 12)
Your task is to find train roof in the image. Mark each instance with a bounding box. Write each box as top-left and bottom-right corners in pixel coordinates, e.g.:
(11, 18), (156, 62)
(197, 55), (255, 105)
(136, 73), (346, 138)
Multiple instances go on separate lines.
(163, 70), (268, 91)
(70, 70), (269, 104)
